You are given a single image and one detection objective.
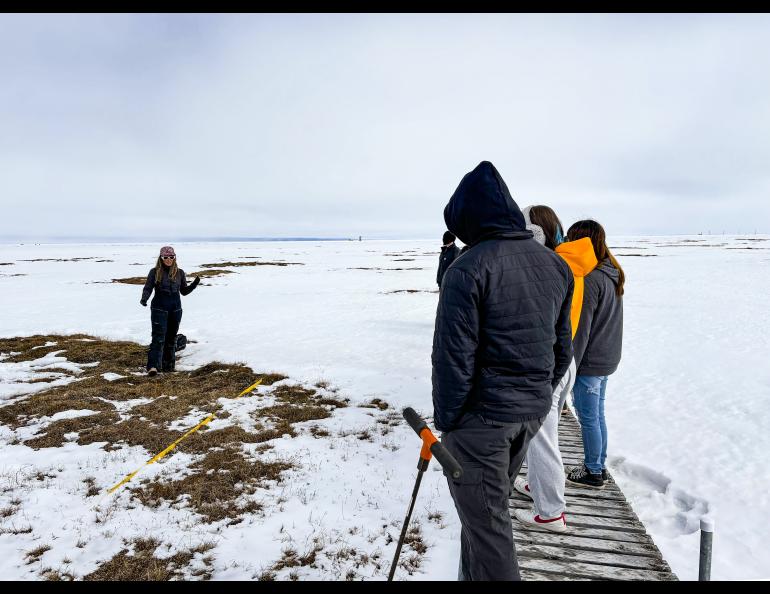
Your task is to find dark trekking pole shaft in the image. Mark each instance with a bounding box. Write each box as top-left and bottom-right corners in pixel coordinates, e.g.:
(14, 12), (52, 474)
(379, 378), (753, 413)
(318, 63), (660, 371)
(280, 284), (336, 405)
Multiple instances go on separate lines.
(388, 456), (429, 581)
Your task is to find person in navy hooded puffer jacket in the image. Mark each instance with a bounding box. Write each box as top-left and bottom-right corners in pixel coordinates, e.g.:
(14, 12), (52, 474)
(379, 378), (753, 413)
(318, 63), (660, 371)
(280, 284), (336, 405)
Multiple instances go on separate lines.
(432, 161), (574, 581)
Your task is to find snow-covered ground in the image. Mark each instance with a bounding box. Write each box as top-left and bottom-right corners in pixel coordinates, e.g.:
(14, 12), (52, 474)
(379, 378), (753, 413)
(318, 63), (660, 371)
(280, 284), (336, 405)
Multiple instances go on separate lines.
(1, 236), (768, 580)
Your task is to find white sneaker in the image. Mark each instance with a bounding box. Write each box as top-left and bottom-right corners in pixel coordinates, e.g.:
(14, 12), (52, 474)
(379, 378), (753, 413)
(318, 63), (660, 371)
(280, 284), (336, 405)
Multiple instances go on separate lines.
(513, 476), (533, 499)
(513, 508), (568, 533)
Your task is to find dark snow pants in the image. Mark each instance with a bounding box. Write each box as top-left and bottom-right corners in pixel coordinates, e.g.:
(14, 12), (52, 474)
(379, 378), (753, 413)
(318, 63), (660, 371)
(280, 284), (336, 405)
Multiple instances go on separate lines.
(147, 307), (182, 371)
(441, 413), (544, 581)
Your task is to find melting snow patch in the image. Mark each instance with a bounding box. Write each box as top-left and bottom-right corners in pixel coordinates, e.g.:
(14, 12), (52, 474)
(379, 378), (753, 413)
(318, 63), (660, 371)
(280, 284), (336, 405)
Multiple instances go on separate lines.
(30, 341), (58, 350)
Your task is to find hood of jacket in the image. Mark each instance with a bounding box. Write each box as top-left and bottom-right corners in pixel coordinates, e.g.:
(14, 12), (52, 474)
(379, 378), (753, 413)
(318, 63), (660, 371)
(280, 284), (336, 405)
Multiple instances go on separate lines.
(555, 237), (598, 278)
(444, 161), (531, 246)
(596, 258), (621, 285)
(520, 205), (547, 246)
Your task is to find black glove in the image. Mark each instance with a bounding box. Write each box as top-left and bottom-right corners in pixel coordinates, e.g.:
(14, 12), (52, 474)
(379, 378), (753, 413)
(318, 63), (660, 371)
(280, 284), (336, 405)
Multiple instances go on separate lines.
(140, 299), (147, 307)
(192, 276), (200, 287)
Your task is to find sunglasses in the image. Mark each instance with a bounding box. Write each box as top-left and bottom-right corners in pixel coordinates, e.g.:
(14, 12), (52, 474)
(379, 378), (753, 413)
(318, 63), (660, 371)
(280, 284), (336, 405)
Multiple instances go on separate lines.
(161, 255), (176, 259)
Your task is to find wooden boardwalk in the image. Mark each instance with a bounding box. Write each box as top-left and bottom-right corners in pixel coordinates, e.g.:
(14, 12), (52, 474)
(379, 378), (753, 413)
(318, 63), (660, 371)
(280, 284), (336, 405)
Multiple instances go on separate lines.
(512, 410), (678, 581)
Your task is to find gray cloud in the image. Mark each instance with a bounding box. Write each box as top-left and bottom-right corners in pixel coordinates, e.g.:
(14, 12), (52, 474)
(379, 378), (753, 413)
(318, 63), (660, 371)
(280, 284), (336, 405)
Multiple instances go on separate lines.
(1, 13), (769, 240)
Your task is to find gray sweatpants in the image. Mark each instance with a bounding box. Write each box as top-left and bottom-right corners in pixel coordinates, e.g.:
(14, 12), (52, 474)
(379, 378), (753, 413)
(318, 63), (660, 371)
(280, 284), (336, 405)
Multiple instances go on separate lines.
(442, 413), (544, 581)
(522, 358), (576, 519)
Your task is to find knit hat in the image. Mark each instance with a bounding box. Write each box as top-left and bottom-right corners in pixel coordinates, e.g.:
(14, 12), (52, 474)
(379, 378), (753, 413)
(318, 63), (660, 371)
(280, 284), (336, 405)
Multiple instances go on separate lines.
(442, 230), (456, 245)
(159, 246), (175, 257)
(521, 206), (546, 246)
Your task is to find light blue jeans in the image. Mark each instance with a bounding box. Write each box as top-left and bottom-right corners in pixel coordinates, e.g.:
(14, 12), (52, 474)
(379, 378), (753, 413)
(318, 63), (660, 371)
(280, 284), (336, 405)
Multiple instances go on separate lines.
(572, 375), (609, 475)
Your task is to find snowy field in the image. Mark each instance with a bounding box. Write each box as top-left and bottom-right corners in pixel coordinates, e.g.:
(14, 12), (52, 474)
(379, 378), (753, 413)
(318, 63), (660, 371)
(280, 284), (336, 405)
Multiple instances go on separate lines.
(1, 235), (769, 580)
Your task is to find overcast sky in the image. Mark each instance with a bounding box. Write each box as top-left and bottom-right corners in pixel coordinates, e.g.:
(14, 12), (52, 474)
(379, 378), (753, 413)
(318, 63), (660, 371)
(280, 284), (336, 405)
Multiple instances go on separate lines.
(1, 13), (769, 241)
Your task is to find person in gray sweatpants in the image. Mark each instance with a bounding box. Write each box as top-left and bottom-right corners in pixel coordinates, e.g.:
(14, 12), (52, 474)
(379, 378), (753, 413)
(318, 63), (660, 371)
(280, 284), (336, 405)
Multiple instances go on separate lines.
(512, 206), (598, 531)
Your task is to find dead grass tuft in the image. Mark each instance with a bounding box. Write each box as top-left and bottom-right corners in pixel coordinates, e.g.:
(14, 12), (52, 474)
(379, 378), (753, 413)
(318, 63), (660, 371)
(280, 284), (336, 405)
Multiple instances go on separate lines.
(404, 523), (427, 555)
(42, 568), (76, 581)
(260, 404), (332, 425)
(83, 538), (215, 581)
(131, 446), (292, 523)
(361, 398), (390, 411)
(25, 544), (52, 564)
(257, 570), (277, 581)
(0, 525), (33, 535)
(309, 426), (330, 438)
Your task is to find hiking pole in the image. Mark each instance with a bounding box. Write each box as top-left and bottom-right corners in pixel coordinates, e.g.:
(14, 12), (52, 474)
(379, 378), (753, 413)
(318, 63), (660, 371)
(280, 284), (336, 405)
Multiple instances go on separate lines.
(388, 407), (463, 581)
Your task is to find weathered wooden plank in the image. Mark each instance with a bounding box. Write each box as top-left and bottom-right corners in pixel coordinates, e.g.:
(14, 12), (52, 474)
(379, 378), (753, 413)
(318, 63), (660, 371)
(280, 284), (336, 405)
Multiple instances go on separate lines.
(565, 503), (639, 520)
(512, 521), (656, 545)
(516, 543), (671, 572)
(564, 489), (624, 502)
(516, 511), (647, 533)
(520, 569), (594, 581)
(513, 531), (663, 558)
(515, 470), (625, 496)
(509, 493), (631, 512)
(517, 558), (677, 581)
(564, 515), (646, 533)
(508, 498), (637, 520)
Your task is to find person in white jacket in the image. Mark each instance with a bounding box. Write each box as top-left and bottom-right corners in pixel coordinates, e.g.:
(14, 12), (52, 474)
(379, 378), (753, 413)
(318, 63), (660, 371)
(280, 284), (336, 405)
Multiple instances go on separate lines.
(511, 206), (598, 532)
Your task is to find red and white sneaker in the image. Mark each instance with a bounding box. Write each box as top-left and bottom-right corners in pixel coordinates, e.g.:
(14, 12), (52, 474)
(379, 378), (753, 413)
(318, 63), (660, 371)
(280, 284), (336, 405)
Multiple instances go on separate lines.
(513, 508), (568, 533)
(513, 476), (533, 499)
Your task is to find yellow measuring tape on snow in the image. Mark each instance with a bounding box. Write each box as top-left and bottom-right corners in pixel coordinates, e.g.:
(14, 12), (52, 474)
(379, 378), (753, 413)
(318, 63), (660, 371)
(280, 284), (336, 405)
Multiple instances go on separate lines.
(105, 378), (264, 495)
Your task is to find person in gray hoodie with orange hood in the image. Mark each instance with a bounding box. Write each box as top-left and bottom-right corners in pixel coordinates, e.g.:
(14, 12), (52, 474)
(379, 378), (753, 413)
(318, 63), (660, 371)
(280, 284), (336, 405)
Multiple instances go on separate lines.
(563, 220), (624, 489)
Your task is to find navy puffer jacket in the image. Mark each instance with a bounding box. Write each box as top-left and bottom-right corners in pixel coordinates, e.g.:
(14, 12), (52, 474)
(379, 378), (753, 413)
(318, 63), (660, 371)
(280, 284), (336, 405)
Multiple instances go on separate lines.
(431, 161), (574, 432)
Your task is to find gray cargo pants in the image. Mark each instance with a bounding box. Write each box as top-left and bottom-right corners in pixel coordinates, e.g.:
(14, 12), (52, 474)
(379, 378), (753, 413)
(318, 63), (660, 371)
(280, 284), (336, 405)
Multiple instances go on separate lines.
(441, 412), (544, 581)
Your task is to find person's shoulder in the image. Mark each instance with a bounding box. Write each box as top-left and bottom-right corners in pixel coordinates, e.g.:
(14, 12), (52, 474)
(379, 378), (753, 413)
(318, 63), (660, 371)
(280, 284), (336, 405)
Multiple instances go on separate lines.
(148, 267), (156, 275)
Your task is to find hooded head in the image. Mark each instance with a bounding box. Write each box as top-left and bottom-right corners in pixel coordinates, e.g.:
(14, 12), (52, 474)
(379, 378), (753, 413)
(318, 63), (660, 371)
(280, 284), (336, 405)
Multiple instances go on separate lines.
(567, 219), (625, 296)
(444, 161), (529, 246)
(442, 230), (456, 245)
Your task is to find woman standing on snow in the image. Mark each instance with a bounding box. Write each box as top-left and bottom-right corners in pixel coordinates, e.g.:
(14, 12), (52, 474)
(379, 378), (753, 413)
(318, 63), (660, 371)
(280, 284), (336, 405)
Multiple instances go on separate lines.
(564, 220), (625, 489)
(512, 205), (598, 533)
(140, 246), (199, 375)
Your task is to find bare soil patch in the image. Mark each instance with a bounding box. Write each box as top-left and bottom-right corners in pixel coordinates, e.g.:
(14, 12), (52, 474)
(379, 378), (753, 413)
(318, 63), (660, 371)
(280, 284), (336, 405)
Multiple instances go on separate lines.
(20, 257), (111, 263)
(347, 267), (426, 271)
(199, 261), (303, 268)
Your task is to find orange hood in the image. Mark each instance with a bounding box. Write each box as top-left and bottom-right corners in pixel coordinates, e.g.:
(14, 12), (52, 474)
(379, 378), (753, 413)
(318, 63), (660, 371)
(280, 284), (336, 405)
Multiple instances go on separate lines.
(554, 237), (598, 338)
(555, 237), (598, 278)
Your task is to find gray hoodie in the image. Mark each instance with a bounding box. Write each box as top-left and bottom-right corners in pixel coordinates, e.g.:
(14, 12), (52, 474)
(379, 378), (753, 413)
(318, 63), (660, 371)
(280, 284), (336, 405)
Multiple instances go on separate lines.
(572, 259), (623, 376)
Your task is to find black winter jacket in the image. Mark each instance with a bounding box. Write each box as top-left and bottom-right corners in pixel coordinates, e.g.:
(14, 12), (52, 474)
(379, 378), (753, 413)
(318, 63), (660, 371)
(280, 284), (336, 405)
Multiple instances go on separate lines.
(437, 244), (461, 286)
(141, 266), (199, 311)
(572, 259), (623, 376)
(431, 161), (574, 432)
